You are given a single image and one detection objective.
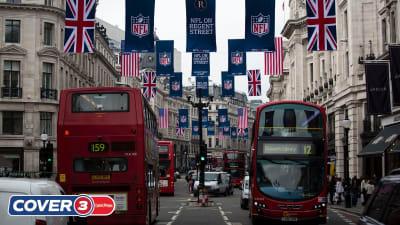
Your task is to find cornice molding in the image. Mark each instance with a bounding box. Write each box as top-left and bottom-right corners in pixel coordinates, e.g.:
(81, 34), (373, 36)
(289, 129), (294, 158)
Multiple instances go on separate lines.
(0, 3), (65, 17)
(281, 16), (307, 39)
(0, 44), (28, 55)
(37, 47), (60, 58)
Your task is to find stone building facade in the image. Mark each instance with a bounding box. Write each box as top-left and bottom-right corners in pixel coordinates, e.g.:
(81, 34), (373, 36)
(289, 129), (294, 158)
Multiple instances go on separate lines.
(268, 0), (400, 179)
(0, 0), (119, 175)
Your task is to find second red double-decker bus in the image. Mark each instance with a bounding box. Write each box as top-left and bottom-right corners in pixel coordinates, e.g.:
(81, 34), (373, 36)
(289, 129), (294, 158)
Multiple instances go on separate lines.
(57, 87), (159, 225)
(223, 151), (246, 187)
(158, 141), (174, 195)
(249, 101), (327, 224)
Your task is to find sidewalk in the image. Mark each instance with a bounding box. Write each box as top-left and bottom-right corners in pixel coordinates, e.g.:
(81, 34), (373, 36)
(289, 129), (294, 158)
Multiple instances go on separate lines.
(328, 202), (364, 216)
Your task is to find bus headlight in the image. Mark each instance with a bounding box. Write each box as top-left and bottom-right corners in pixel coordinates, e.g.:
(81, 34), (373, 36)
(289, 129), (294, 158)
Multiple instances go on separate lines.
(312, 203), (326, 209)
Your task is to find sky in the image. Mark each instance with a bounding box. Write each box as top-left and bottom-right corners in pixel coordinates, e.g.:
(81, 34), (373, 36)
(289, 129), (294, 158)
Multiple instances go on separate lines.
(96, 0), (289, 103)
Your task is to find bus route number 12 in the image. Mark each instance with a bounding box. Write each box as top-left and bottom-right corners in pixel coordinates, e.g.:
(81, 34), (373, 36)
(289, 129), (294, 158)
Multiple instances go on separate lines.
(303, 145), (312, 155)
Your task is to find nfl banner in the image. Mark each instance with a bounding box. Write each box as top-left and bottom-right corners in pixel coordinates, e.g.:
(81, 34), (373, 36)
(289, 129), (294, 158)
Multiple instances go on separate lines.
(218, 109), (228, 127)
(228, 39), (246, 75)
(156, 40), (174, 76)
(192, 120), (199, 136)
(196, 76), (209, 97)
(207, 121), (215, 136)
(222, 71), (235, 97)
(245, 0), (275, 52)
(223, 120), (230, 136)
(170, 72), (182, 98)
(389, 45), (400, 106)
(178, 109), (189, 128)
(186, 0), (216, 52)
(231, 127), (237, 139)
(192, 53), (210, 76)
(243, 128), (249, 140)
(125, 0), (155, 52)
(365, 62), (391, 115)
(202, 109), (208, 128)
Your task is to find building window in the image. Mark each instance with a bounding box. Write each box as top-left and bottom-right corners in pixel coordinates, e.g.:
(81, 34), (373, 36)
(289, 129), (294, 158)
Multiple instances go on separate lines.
(40, 112), (52, 136)
(5, 20), (20, 43)
(42, 63), (53, 89)
(391, 11), (396, 43)
(343, 10), (348, 39)
(208, 138), (212, 148)
(2, 111), (23, 135)
(44, 0), (53, 6)
(309, 63), (314, 87)
(44, 22), (53, 45)
(6, 0), (21, 3)
(216, 138), (219, 147)
(2, 60), (21, 98)
(382, 19), (387, 49)
(345, 52), (349, 77)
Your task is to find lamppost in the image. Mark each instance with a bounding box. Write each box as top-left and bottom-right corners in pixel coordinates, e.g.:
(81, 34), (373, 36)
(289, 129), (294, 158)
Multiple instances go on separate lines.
(342, 119), (351, 208)
(187, 88), (213, 199)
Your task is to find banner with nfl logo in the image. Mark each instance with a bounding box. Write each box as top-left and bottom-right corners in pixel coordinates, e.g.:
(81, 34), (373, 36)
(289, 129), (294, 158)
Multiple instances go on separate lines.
(156, 40), (174, 76)
(245, 0), (275, 52)
(196, 76), (209, 97)
(231, 127), (237, 139)
(202, 109), (208, 128)
(243, 128), (249, 140)
(207, 121), (215, 136)
(228, 39), (246, 75)
(218, 109), (228, 127)
(125, 0), (155, 52)
(186, 0), (216, 52)
(192, 120), (199, 136)
(192, 53), (210, 76)
(223, 121), (230, 136)
(178, 109), (189, 128)
(221, 71), (235, 97)
(170, 72), (182, 98)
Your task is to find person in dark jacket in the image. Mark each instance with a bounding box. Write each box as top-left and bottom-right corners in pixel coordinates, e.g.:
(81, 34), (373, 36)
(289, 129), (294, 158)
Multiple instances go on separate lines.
(328, 176), (336, 205)
(351, 176), (359, 206)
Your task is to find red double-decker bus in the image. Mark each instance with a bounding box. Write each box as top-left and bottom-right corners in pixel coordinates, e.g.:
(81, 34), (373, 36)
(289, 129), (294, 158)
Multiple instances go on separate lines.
(57, 87), (159, 225)
(249, 101), (327, 224)
(158, 141), (174, 195)
(223, 151), (246, 187)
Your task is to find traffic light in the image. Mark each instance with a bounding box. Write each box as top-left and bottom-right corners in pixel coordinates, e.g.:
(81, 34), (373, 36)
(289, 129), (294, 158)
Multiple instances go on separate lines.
(39, 142), (53, 177)
(195, 155), (200, 167)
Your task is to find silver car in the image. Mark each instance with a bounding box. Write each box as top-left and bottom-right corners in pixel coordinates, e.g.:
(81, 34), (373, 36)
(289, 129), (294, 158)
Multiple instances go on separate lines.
(240, 175), (250, 209)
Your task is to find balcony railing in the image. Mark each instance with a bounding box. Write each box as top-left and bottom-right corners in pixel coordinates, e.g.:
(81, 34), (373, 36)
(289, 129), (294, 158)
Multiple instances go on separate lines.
(2, 87), (22, 98)
(41, 88), (57, 100)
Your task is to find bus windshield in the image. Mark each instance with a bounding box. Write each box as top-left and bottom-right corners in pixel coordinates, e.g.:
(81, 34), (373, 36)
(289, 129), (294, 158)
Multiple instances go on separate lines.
(258, 103), (324, 138)
(226, 153), (245, 161)
(159, 160), (171, 177)
(72, 92), (129, 113)
(255, 159), (324, 201)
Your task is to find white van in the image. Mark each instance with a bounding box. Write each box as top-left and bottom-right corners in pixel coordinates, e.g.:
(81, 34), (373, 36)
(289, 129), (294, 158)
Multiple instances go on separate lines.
(193, 172), (230, 196)
(0, 178), (68, 225)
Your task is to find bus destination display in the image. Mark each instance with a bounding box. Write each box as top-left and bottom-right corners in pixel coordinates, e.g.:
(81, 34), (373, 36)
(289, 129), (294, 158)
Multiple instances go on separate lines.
(262, 142), (315, 155)
(89, 142), (109, 153)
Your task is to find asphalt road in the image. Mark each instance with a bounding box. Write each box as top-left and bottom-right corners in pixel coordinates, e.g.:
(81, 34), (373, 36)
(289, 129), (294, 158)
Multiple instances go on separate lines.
(155, 177), (360, 225)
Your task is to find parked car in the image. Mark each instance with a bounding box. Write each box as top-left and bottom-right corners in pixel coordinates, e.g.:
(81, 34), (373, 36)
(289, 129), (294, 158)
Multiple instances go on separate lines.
(193, 172), (230, 196)
(359, 174), (400, 225)
(389, 168), (400, 175)
(240, 175), (250, 209)
(0, 177), (68, 225)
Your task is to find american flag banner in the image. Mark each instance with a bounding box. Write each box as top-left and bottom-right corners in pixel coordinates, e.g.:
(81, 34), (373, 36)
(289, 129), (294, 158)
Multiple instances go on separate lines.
(121, 53), (140, 77)
(158, 108), (169, 129)
(176, 120), (184, 136)
(64, 0), (96, 53)
(143, 71), (156, 99)
(265, 37), (283, 75)
(247, 70), (261, 96)
(238, 108), (248, 136)
(306, 0), (337, 51)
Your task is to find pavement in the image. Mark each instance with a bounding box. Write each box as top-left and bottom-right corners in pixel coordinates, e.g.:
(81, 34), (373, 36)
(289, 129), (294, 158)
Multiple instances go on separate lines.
(328, 202), (364, 216)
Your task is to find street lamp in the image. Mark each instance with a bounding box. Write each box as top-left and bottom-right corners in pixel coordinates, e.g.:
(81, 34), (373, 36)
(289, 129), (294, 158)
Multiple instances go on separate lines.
(342, 119), (351, 208)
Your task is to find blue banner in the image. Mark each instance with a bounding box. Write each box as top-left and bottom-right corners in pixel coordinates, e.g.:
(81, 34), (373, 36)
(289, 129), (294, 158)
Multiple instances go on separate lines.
(243, 128), (249, 140)
(196, 76), (209, 97)
(179, 109), (189, 128)
(223, 120), (230, 136)
(202, 109), (208, 128)
(221, 71), (235, 97)
(228, 39), (246, 75)
(207, 121), (215, 136)
(218, 109), (228, 127)
(192, 53), (210, 76)
(186, 0), (216, 52)
(156, 40), (174, 76)
(245, 0), (275, 52)
(170, 72), (182, 98)
(125, 0), (155, 52)
(192, 120), (199, 136)
(231, 127), (237, 139)
(121, 40), (126, 53)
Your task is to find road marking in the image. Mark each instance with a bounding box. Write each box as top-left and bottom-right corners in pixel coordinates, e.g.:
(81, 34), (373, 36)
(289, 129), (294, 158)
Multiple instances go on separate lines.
(223, 216), (229, 221)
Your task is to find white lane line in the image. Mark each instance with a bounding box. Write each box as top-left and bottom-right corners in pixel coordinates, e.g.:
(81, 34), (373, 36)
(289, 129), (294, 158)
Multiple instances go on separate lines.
(171, 215), (177, 221)
(223, 216), (229, 221)
(168, 211), (176, 214)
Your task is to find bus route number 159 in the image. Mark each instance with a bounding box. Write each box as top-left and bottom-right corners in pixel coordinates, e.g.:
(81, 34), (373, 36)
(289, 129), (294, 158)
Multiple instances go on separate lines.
(89, 142), (108, 153)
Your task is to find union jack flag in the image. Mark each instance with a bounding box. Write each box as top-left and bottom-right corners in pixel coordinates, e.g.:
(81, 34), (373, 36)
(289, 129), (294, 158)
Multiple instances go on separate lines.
(176, 120), (184, 136)
(238, 108), (248, 136)
(64, 0), (96, 53)
(247, 70), (261, 96)
(306, 0), (337, 51)
(143, 71), (156, 99)
(158, 108), (169, 129)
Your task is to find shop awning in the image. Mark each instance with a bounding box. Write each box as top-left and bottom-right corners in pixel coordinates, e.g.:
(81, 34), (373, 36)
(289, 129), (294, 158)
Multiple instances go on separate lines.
(358, 124), (400, 156)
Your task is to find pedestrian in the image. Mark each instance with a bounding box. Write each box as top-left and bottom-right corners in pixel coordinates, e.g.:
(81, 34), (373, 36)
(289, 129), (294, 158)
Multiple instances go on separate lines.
(365, 180), (375, 203)
(336, 177), (344, 204)
(360, 176), (367, 206)
(188, 174), (193, 193)
(351, 176), (359, 206)
(329, 176), (336, 205)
